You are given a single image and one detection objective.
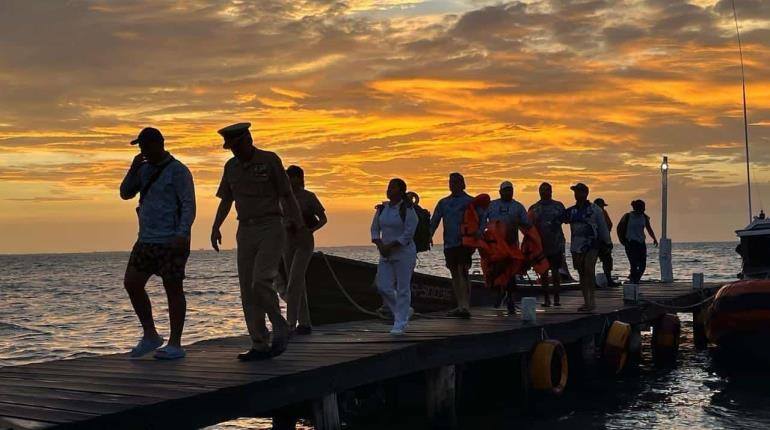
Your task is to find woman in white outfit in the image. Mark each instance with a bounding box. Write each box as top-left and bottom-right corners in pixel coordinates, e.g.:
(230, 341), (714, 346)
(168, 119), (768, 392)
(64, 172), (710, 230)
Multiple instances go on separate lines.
(371, 178), (418, 335)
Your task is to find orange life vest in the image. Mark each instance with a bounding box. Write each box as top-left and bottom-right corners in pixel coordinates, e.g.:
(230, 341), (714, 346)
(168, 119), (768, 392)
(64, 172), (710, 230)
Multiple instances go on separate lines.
(461, 194), (550, 288)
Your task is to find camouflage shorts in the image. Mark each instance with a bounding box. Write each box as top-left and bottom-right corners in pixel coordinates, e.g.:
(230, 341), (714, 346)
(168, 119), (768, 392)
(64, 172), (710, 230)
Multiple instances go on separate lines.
(127, 242), (190, 281)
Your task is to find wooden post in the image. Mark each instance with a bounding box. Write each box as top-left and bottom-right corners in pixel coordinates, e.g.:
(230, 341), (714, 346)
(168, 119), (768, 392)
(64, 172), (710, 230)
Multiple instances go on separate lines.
(425, 365), (457, 429)
(519, 354), (530, 406)
(272, 414), (297, 430)
(693, 308), (708, 350)
(580, 335), (597, 367)
(312, 393), (341, 430)
(627, 325), (642, 370)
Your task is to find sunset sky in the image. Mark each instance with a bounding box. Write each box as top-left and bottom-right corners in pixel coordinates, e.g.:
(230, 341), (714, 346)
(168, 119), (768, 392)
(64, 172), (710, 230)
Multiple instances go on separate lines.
(1, 0), (769, 254)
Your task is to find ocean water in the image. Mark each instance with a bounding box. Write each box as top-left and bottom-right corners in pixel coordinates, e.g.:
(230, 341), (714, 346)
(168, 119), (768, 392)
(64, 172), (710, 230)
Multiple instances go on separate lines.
(2, 242), (766, 429)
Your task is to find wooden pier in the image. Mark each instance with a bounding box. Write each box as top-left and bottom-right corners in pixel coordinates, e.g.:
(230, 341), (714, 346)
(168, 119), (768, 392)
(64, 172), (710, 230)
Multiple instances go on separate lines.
(0, 282), (720, 430)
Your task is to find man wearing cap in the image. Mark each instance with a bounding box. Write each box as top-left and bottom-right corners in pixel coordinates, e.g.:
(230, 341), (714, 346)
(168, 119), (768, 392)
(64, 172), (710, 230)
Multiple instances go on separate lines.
(565, 183), (611, 312)
(528, 182), (567, 307)
(120, 127), (196, 360)
(480, 181), (531, 313)
(210, 122), (302, 361)
(594, 198), (618, 288)
(430, 173), (474, 318)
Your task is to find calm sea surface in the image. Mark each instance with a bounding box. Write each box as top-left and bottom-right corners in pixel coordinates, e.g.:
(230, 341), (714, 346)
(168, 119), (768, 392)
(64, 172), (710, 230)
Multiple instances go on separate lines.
(2, 242), (768, 429)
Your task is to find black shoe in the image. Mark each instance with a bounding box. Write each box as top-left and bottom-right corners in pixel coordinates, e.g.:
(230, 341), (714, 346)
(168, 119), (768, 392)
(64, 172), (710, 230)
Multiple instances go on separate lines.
(447, 308), (472, 319)
(271, 334), (289, 357)
(295, 325), (312, 335)
(238, 349), (272, 361)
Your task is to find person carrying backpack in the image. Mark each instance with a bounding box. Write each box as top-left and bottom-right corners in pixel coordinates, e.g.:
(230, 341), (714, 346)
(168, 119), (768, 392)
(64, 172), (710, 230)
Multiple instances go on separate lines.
(617, 200), (658, 284)
(371, 178), (418, 335)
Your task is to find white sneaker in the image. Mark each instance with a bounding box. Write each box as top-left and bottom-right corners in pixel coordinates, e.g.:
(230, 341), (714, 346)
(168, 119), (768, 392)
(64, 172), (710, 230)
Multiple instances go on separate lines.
(390, 327), (405, 336)
(130, 335), (164, 358)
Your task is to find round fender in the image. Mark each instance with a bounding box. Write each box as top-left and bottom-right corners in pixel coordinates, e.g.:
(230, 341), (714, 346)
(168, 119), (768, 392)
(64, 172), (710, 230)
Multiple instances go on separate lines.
(602, 321), (632, 374)
(530, 339), (568, 396)
(652, 314), (681, 367)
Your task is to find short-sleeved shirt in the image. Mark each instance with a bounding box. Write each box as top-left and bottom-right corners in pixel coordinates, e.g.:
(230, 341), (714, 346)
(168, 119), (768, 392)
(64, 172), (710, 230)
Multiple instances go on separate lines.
(216, 149), (291, 222)
(626, 212), (648, 243)
(430, 193), (474, 249)
(294, 188), (325, 229)
(482, 199), (530, 244)
(528, 199), (566, 256)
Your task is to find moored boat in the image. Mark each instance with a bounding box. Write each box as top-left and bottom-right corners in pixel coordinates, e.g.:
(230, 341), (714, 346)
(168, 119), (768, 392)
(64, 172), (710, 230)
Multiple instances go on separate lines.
(305, 252), (496, 324)
(705, 213), (770, 359)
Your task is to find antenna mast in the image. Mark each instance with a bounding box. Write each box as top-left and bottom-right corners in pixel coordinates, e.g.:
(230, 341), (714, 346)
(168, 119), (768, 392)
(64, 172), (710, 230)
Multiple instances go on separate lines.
(732, 0), (752, 222)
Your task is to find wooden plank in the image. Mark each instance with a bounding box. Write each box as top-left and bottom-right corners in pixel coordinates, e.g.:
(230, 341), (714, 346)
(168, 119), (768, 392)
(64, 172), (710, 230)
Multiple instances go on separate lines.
(0, 402), (95, 424)
(0, 416), (52, 430)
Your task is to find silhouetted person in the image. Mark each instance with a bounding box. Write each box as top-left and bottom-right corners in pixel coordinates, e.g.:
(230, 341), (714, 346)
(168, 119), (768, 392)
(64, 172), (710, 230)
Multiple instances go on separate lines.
(120, 127), (196, 360)
(482, 181), (531, 314)
(594, 198), (618, 288)
(565, 183), (610, 312)
(283, 165), (327, 335)
(371, 178), (418, 335)
(617, 200), (658, 284)
(529, 182), (567, 307)
(430, 173), (474, 318)
(210, 122), (302, 361)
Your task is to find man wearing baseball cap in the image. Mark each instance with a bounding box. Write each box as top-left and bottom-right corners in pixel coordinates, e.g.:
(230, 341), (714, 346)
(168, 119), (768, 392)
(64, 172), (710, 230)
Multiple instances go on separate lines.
(480, 180), (531, 314)
(210, 122), (303, 360)
(528, 182), (567, 307)
(120, 127), (197, 360)
(565, 183), (611, 312)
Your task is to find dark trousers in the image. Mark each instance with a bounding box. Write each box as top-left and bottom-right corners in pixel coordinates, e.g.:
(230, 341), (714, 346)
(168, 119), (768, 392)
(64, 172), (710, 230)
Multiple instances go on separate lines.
(598, 246), (613, 277)
(624, 241), (647, 283)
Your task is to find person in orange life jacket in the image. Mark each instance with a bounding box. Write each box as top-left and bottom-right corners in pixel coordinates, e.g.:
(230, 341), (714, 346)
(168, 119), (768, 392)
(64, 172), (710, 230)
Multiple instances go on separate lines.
(528, 182), (566, 307)
(371, 178), (418, 335)
(430, 172), (475, 319)
(481, 181), (531, 315)
(594, 198), (619, 288)
(565, 183), (611, 312)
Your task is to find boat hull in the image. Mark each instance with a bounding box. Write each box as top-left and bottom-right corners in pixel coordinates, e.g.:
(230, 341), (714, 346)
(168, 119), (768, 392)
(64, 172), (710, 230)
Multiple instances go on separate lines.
(306, 252), (498, 324)
(704, 280), (770, 355)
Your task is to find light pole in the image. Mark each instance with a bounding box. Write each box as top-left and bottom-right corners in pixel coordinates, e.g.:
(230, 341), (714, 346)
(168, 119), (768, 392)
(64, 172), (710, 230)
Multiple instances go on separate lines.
(660, 156), (674, 282)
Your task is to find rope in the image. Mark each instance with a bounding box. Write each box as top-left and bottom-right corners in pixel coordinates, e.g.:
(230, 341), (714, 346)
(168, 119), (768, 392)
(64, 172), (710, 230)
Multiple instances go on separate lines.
(319, 252), (382, 318)
(639, 295), (714, 311)
(318, 252), (446, 320)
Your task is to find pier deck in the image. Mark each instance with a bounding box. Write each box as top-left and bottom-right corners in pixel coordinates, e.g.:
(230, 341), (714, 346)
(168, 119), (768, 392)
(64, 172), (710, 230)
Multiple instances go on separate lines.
(0, 282), (720, 430)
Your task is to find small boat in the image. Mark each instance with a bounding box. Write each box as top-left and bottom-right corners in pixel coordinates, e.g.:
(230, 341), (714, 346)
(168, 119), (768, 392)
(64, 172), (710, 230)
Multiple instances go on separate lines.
(305, 252), (583, 324)
(305, 252), (498, 324)
(704, 213), (770, 359)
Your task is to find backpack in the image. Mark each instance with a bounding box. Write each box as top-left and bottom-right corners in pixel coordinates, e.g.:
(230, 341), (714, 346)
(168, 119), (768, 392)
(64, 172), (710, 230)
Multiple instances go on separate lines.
(412, 204), (432, 253)
(376, 197), (432, 253)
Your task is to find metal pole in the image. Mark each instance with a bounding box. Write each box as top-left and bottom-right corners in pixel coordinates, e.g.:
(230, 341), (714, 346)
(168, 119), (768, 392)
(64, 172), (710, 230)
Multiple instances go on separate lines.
(732, 0), (753, 222)
(662, 156), (668, 240)
(660, 156), (673, 283)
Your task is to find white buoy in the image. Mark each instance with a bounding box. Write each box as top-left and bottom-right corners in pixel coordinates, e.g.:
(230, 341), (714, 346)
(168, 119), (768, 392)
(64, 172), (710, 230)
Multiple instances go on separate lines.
(692, 273), (704, 289)
(521, 297), (537, 323)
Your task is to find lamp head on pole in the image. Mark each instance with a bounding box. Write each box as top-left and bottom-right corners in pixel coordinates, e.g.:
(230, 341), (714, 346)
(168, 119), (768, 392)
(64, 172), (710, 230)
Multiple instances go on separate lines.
(661, 156), (669, 174)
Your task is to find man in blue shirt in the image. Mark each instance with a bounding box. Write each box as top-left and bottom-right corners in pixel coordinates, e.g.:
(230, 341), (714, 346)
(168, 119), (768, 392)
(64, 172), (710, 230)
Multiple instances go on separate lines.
(120, 127), (196, 360)
(430, 172), (474, 318)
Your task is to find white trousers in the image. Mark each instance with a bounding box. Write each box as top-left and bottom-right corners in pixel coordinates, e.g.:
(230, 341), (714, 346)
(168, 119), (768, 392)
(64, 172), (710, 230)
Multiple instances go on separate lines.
(376, 256), (416, 329)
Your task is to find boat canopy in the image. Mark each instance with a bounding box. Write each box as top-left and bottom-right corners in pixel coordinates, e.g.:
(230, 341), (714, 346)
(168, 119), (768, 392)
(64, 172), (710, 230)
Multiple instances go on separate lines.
(736, 217), (770, 278)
